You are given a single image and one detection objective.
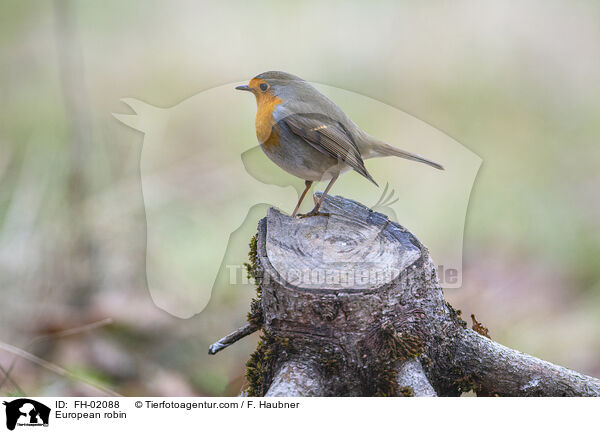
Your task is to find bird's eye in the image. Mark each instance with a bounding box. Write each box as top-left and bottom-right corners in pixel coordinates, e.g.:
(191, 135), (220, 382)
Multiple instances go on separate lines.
(259, 83), (268, 91)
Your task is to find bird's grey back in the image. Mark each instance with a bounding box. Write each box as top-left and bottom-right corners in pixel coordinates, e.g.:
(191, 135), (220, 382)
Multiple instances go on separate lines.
(259, 71), (355, 128)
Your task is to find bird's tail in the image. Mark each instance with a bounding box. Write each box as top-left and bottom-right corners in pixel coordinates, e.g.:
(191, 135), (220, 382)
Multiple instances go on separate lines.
(370, 141), (444, 170)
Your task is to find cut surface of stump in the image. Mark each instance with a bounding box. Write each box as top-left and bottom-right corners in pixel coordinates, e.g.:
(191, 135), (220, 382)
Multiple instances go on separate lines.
(265, 196), (421, 291)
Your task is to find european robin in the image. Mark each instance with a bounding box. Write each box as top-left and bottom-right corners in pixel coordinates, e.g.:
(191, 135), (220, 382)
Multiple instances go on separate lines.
(236, 71), (444, 218)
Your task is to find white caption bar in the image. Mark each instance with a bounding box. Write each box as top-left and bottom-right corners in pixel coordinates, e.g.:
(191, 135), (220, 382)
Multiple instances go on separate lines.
(0, 397), (596, 433)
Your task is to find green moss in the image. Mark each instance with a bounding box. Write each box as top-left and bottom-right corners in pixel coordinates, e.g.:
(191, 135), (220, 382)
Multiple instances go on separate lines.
(276, 336), (292, 350)
(366, 317), (426, 396)
(245, 331), (276, 397)
(454, 377), (475, 394)
(246, 298), (263, 327)
(319, 347), (342, 377)
(397, 332), (424, 360)
(375, 320), (424, 362)
(371, 360), (401, 396)
(471, 314), (491, 339)
(450, 365), (475, 394)
(243, 234), (260, 291)
(244, 331), (297, 396)
(398, 386), (415, 397)
(420, 354), (433, 367)
(445, 301), (467, 328)
(244, 235), (263, 327)
(244, 234), (269, 396)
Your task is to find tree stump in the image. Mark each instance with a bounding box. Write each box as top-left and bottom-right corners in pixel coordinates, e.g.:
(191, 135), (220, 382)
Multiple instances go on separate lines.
(209, 194), (600, 397)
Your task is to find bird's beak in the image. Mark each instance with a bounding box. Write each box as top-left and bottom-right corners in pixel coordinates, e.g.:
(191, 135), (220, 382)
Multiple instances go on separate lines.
(235, 85), (251, 92)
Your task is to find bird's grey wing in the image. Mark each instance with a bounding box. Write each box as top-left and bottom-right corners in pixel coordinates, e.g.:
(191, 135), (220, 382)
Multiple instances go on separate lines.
(281, 113), (378, 186)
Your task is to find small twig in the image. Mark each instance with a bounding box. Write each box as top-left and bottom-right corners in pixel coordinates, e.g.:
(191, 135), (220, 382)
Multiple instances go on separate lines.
(208, 323), (260, 355)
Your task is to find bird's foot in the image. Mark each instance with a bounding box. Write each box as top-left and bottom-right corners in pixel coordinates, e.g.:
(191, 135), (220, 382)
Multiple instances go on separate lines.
(297, 209), (330, 219)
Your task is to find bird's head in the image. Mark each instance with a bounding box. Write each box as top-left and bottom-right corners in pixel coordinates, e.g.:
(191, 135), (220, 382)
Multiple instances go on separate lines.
(235, 71), (304, 103)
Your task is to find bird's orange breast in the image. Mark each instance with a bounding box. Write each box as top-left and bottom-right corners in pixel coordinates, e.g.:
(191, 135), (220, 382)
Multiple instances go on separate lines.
(253, 82), (282, 148)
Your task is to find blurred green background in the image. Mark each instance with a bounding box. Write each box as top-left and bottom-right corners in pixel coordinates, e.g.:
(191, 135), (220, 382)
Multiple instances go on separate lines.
(0, 0), (599, 396)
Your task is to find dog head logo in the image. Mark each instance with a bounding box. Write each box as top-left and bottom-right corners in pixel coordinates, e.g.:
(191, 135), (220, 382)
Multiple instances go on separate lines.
(113, 81), (481, 318)
(3, 399), (50, 430)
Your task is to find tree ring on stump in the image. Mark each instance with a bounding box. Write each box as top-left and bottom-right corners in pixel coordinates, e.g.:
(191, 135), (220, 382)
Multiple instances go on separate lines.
(264, 195), (421, 292)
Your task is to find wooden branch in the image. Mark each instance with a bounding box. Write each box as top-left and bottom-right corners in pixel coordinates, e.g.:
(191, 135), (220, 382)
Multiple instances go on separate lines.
(454, 329), (600, 396)
(396, 359), (437, 397)
(210, 193), (600, 396)
(208, 323), (259, 355)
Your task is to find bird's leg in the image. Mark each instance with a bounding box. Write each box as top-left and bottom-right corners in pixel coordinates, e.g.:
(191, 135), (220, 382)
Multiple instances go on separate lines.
(291, 180), (313, 217)
(298, 174), (338, 219)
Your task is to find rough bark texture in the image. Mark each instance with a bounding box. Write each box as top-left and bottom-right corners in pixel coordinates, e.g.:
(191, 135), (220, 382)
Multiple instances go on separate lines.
(210, 193), (600, 397)
(396, 359), (437, 397)
(455, 329), (600, 396)
(265, 361), (326, 397)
